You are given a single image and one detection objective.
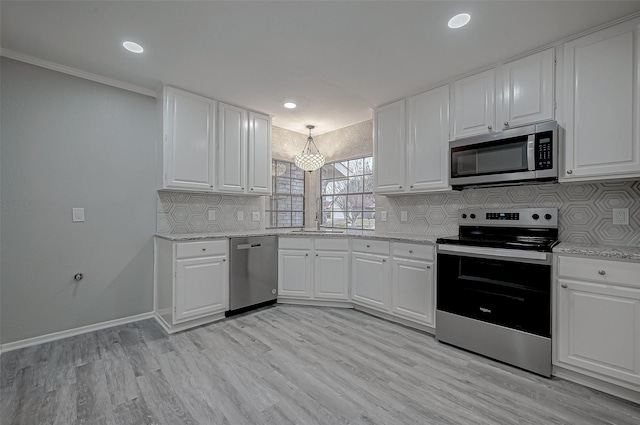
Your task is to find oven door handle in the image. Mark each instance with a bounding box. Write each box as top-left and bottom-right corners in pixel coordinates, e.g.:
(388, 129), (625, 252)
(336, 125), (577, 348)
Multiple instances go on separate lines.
(437, 244), (550, 261)
(527, 134), (536, 171)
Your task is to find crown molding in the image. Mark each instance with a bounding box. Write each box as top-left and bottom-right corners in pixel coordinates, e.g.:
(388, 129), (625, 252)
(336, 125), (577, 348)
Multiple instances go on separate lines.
(1, 48), (157, 98)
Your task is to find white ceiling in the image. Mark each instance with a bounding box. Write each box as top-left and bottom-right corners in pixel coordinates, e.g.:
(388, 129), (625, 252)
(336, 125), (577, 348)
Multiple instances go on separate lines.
(2, 1), (640, 135)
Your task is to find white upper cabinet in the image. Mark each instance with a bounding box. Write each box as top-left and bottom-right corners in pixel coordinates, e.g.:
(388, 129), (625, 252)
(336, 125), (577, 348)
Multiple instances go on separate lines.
(374, 99), (406, 193)
(218, 103), (247, 193)
(163, 86), (216, 191)
(407, 85), (450, 192)
(161, 86), (271, 194)
(453, 68), (496, 139)
(502, 48), (555, 129)
(248, 112), (272, 194)
(562, 19), (640, 181)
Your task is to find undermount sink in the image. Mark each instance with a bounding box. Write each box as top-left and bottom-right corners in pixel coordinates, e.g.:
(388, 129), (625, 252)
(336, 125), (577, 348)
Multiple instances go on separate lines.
(292, 228), (345, 234)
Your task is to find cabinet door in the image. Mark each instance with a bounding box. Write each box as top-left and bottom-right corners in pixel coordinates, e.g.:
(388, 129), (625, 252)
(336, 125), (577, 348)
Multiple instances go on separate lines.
(248, 112), (272, 194)
(218, 103), (247, 193)
(502, 48), (555, 129)
(374, 100), (406, 193)
(351, 252), (389, 310)
(391, 258), (434, 326)
(557, 278), (640, 386)
(563, 20), (640, 181)
(278, 249), (312, 298)
(407, 85), (450, 192)
(314, 251), (349, 300)
(453, 68), (496, 139)
(164, 87), (215, 191)
(174, 255), (228, 323)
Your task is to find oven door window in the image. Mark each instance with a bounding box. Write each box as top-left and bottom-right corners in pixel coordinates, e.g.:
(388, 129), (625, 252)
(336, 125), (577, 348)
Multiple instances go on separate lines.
(437, 253), (551, 337)
(451, 137), (529, 178)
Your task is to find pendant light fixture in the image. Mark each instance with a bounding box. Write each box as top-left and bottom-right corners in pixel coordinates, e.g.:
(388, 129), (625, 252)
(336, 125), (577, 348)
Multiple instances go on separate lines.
(294, 125), (325, 172)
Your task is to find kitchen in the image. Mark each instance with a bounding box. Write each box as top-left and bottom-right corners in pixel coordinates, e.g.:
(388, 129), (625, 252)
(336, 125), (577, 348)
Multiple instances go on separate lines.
(1, 1), (640, 424)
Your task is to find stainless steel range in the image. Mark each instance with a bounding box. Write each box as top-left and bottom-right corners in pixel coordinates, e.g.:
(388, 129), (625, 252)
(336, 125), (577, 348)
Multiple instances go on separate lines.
(435, 207), (559, 377)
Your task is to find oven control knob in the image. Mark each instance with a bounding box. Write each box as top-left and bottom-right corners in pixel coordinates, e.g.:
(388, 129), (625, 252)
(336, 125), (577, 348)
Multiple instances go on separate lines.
(461, 214), (467, 219)
(470, 214), (476, 219)
(532, 214), (539, 220)
(544, 214), (552, 220)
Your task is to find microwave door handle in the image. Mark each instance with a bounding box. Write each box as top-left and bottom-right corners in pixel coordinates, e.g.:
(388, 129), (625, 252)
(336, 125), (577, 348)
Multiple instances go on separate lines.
(527, 135), (535, 171)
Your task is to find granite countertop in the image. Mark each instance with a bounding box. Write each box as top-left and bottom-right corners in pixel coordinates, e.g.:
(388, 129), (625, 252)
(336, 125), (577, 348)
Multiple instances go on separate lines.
(155, 229), (439, 244)
(553, 242), (640, 261)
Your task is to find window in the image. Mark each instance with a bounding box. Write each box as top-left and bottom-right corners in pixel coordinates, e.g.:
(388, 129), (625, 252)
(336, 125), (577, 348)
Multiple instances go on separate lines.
(320, 156), (374, 230)
(267, 160), (305, 228)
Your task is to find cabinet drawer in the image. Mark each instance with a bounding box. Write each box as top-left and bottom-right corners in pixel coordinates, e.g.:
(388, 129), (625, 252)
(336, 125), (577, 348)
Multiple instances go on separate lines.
(279, 237), (312, 250)
(557, 256), (640, 287)
(352, 239), (390, 255)
(392, 242), (434, 260)
(314, 238), (349, 251)
(176, 240), (228, 259)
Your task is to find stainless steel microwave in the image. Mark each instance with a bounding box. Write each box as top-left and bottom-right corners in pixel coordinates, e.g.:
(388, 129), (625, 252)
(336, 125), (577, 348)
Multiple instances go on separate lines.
(449, 121), (557, 189)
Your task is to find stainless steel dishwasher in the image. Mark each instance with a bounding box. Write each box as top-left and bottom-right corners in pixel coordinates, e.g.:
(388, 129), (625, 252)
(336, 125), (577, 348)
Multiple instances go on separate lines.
(227, 236), (278, 316)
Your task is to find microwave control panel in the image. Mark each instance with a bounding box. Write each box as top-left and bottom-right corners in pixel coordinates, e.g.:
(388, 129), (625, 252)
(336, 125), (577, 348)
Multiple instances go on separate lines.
(536, 133), (553, 170)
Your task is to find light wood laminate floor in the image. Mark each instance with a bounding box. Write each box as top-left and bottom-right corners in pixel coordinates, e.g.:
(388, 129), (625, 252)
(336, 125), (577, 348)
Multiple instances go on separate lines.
(1, 305), (639, 425)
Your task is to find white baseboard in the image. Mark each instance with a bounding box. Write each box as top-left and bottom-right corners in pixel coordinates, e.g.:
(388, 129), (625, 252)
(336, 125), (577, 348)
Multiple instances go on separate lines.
(553, 366), (640, 404)
(0, 311), (154, 353)
(277, 298), (353, 308)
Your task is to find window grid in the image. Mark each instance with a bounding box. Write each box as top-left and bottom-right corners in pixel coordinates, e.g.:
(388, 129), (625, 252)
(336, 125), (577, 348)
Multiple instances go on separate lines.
(266, 160), (305, 228)
(320, 156), (375, 230)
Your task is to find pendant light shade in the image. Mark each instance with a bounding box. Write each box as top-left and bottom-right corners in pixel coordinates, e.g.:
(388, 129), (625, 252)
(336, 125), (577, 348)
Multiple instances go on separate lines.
(294, 125), (325, 172)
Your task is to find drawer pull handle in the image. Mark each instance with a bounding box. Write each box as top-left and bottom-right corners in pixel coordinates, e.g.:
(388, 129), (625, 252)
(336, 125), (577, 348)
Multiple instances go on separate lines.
(426, 265), (431, 269)
(382, 259), (386, 262)
(202, 248), (206, 251)
(479, 307), (491, 313)
(598, 270), (606, 275)
(305, 253), (309, 257)
(409, 250), (413, 254)
(366, 245), (370, 248)
(561, 283), (568, 289)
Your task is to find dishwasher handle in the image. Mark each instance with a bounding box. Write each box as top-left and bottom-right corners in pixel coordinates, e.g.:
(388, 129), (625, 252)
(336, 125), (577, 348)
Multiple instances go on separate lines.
(237, 243), (262, 250)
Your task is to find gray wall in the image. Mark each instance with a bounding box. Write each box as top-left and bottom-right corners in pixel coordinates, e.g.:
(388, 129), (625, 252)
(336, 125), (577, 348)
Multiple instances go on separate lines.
(1, 58), (157, 344)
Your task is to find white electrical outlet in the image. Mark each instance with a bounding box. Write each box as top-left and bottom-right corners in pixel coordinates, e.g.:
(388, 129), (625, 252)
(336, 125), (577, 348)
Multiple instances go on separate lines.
(72, 208), (84, 222)
(613, 208), (629, 225)
(380, 211), (388, 222)
(252, 212), (260, 222)
(207, 210), (216, 220)
(400, 210), (408, 222)
(237, 211), (244, 221)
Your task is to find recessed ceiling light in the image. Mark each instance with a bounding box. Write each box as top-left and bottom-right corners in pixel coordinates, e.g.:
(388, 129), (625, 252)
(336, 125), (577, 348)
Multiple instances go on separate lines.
(283, 102), (297, 109)
(122, 41), (144, 54)
(448, 13), (471, 29)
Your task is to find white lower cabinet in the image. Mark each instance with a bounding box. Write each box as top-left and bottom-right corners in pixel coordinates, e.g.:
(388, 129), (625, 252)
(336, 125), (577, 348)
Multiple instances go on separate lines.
(154, 238), (229, 333)
(278, 238), (349, 302)
(391, 242), (435, 327)
(351, 240), (390, 311)
(555, 255), (640, 390)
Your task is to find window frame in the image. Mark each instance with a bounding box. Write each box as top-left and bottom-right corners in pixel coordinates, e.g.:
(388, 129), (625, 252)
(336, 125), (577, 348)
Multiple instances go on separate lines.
(320, 156), (375, 230)
(266, 159), (305, 229)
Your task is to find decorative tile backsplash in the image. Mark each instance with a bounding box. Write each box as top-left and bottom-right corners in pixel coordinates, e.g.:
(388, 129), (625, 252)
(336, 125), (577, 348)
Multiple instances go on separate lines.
(157, 191), (265, 234)
(376, 180), (640, 247)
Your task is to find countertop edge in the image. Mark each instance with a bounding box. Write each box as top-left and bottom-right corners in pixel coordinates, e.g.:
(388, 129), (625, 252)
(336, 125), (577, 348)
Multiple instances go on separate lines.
(553, 242), (640, 261)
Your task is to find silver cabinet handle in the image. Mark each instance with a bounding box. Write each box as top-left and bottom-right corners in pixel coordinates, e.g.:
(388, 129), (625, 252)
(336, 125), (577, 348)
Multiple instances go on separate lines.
(567, 170), (573, 174)
(561, 283), (568, 288)
(504, 122), (509, 128)
(598, 270), (606, 275)
(488, 125), (493, 131)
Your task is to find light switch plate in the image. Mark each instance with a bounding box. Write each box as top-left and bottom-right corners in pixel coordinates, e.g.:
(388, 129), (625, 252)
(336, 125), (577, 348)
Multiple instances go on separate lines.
(400, 210), (408, 222)
(207, 210), (216, 221)
(380, 211), (388, 222)
(237, 211), (244, 221)
(72, 208), (84, 222)
(613, 208), (629, 225)
(252, 212), (260, 222)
